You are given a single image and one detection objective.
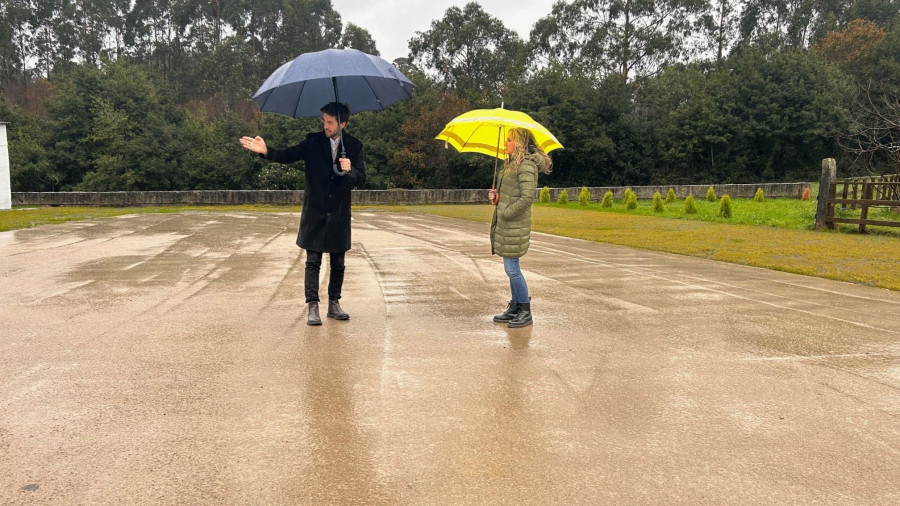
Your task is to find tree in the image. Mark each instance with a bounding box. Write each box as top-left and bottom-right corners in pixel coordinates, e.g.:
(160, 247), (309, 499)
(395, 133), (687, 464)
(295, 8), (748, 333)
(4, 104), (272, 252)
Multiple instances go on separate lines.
(813, 19), (887, 77)
(341, 23), (379, 55)
(838, 29), (900, 173)
(409, 2), (525, 103)
(720, 47), (850, 181)
(696, 0), (743, 62)
(509, 64), (636, 187)
(639, 62), (733, 183)
(0, 0), (30, 89)
(388, 85), (476, 188)
(529, 0), (706, 81)
(45, 60), (187, 190)
(0, 96), (54, 191)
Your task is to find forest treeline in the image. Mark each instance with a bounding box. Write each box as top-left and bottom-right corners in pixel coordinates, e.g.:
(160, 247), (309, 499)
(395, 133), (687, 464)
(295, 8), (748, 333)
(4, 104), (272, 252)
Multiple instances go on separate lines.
(1, 0), (898, 191)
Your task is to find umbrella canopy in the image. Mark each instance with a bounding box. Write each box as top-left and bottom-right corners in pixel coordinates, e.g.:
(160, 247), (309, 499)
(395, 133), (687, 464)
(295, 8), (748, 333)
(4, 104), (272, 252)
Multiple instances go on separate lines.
(253, 48), (415, 118)
(435, 108), (563, 159)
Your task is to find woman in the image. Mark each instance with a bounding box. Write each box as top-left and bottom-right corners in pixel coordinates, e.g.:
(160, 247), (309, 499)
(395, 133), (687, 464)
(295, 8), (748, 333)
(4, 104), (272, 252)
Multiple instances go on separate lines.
(488, 128), (552, 328)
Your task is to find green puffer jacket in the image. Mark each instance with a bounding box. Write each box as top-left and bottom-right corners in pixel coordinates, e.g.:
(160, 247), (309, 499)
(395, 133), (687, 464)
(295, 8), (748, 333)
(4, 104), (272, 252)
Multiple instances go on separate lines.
(490, 154), (544, 258)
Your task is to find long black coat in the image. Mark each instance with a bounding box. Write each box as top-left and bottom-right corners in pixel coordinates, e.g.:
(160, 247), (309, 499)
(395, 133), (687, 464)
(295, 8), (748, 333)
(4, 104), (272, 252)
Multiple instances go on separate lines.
(264, 131), (366, 252)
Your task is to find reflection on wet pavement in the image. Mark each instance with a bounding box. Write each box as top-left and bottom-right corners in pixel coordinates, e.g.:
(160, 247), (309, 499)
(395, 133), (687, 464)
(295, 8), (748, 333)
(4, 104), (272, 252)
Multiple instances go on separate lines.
(1, 210), (898, 504)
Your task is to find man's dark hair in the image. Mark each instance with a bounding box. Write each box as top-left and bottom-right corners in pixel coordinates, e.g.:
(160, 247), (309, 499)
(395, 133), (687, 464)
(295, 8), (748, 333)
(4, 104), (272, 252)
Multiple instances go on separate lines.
(321, 102), (350, 124)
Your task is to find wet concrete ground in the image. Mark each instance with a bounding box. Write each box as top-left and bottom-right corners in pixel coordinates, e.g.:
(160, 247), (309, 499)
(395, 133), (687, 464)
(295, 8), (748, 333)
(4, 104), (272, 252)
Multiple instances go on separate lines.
(1, 210), (898, 505)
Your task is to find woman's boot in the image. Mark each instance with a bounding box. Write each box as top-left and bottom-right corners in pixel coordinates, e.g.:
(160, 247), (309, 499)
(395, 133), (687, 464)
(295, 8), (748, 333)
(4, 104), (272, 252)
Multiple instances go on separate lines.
(493, 300), (520, 322)
(508, 302), (532, 328)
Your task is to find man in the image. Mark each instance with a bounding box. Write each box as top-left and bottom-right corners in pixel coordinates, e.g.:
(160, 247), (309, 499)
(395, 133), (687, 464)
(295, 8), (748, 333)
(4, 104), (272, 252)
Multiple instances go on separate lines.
(240, 102), (366, 326)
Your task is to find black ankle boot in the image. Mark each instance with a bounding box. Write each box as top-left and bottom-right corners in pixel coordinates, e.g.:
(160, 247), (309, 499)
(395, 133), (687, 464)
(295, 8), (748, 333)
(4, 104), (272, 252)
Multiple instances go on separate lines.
(307, 302), (322, 326)
(327, 299), (350, 320)
(508, 302), (532, 328)
(493, 300), (520, 322)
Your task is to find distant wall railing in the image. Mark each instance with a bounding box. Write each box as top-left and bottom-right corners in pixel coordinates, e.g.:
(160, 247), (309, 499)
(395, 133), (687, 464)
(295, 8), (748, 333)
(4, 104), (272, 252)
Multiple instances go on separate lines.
(12, 183), (810, 207)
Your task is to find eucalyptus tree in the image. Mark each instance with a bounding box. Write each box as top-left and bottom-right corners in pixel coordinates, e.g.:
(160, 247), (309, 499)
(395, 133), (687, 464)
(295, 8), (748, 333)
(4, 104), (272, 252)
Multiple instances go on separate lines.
(26, 0), (80, 78)
(529, 0), (707, 81)
(126, 0), (184, 82)
(0, 0), (29, 87)
(267, 0), (343, 68)
(697, 0), (743, 62)
(736, 0), (822, 49)
(408, 2), (525, 103)
(341, 23), (379, 55)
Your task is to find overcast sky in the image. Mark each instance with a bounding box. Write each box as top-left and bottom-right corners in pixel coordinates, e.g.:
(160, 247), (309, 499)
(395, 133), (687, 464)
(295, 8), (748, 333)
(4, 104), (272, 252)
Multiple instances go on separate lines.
(331, 0), (558, 62)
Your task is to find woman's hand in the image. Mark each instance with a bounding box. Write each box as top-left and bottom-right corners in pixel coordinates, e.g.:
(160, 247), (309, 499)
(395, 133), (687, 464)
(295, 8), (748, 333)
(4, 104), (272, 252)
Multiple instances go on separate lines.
(239, 136), (267, 154)
(488, 189), (499, 205)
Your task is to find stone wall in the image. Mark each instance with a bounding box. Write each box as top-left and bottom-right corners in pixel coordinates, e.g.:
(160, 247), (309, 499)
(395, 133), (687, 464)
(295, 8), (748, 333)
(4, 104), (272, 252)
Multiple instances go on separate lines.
(546, 182), (810, 201)
(12, 183), (810, 207)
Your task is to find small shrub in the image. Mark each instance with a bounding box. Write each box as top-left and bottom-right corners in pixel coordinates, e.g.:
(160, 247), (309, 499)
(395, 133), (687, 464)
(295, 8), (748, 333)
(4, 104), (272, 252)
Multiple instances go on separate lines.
(539, 186), (550, 203)
(753, 188), (764, 202)
(623, 188), (635, 204)
(600, 190), (613, 208)
(706, 186), (717, 202)
(557, 189), (568, 204)
(652, 191), (665, 213)
(719, 194), (733, 218)
(801, 187), (811, 201)
(625, 192), (638, 210)
(578, 186), (591, 206)
(684, 194), (698, 214)
(665, 188), (676, 203)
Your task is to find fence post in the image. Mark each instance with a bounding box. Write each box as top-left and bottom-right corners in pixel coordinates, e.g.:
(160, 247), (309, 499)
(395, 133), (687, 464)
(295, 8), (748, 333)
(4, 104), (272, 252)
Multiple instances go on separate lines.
(815, 158), (836, 230)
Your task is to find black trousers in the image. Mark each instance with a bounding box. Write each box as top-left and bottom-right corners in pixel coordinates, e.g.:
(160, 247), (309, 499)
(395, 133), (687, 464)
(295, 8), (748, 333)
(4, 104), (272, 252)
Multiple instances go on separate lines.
(304, 250), (345, 303)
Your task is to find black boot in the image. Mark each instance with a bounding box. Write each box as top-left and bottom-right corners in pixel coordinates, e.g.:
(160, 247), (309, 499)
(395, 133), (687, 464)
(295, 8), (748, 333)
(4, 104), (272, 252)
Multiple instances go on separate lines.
(508, 302), (532, 328)
(493, 300), (520, 322)
(327, 299), (350, 320)
(307, 302), (322, 326)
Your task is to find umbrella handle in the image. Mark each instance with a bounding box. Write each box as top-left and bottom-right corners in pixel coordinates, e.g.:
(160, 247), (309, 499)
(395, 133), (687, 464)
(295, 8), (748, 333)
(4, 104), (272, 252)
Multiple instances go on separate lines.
(333, 76), (348, 177)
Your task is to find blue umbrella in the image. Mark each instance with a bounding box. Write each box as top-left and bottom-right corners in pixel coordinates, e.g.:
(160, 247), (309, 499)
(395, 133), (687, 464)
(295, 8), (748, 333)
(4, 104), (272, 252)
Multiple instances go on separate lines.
(252, 48), (414, 174)
(252, 48), (415, 118)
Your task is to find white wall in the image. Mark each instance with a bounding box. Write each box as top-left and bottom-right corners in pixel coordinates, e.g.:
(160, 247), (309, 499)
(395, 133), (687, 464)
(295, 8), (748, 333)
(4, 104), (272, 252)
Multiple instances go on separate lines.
(0, 124), (10, 210)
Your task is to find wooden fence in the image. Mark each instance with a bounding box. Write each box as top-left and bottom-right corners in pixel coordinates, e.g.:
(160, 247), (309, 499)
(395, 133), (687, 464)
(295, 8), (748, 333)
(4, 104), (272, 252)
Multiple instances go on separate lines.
(820, 171), (900, 232)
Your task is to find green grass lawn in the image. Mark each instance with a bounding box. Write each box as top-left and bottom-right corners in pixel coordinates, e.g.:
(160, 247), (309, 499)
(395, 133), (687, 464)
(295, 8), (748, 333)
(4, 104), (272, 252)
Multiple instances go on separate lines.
(3, 196), (899, 291)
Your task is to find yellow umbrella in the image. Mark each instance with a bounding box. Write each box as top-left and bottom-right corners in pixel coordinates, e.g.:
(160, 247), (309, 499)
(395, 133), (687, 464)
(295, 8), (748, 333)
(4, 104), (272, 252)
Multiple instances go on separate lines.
(435, 108), (563, 189)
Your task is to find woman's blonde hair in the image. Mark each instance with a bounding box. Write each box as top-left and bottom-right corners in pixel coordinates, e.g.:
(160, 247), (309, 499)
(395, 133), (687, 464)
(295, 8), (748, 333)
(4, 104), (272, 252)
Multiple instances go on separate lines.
(505, 128), (552, 174)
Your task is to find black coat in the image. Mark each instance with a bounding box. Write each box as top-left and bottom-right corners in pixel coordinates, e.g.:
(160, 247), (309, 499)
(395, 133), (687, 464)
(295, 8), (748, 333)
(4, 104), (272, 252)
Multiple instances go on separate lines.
(264, 131), (366, 252)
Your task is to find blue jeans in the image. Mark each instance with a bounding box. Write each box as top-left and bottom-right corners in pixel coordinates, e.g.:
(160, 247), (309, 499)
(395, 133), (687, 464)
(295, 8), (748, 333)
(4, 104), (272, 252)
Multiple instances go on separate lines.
(503, 257), (530, 304)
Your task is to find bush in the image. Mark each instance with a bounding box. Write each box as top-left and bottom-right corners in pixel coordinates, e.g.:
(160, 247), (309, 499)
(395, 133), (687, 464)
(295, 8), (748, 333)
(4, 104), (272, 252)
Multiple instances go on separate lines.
(625, 191), (638, 210)
(665, 188), (676, 203)
(801, 187), (811, 201)
(719, 194), (733, 218)
(652, 191), (665, 212)
(684, 194), (698, 214)
(557, 189), (568, 204)
(600, 190), (613, 208)
(578, 186), (590, 206)
(706, 186), (717, 202)
(753, 188), (764, 202)
(539, 186), (550, 203)
(623, 188), (635, 203)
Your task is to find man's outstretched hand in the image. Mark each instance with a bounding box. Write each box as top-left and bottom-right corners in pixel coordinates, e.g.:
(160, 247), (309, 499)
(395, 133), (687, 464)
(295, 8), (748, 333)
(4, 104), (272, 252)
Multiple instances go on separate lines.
(239, 136), (267, 155)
